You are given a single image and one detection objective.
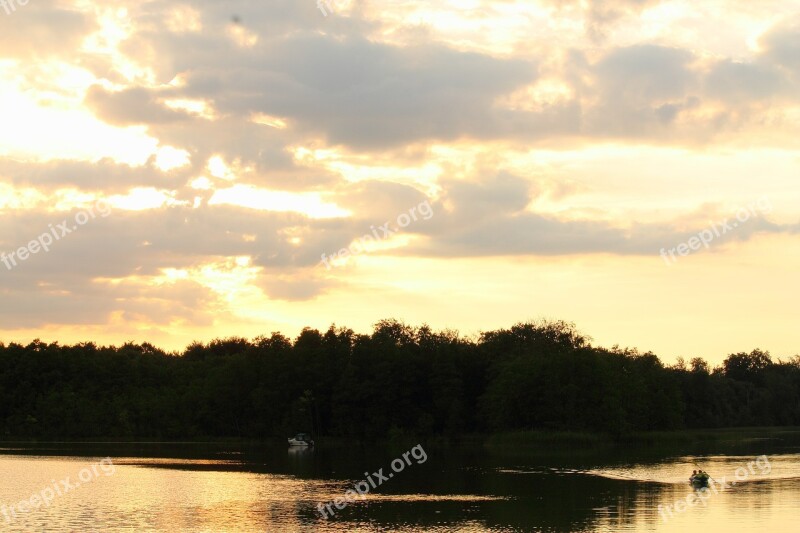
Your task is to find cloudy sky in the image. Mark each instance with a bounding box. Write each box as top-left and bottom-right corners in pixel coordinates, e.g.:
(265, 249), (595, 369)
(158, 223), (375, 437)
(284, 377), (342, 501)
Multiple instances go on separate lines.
(1, 0), (798, 363)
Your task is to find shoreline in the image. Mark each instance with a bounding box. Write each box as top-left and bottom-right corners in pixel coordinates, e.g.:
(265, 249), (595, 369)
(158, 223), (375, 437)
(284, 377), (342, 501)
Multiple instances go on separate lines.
(1, 426), (799, 449)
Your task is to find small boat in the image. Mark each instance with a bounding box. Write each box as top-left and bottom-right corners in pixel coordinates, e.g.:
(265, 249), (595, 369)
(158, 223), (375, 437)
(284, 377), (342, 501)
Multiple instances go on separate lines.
(288, 432), (314, 447)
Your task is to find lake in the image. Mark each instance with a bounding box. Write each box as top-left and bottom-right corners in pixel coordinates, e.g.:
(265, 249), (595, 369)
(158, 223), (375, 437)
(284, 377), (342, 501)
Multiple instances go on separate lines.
(0, 434), (798, 532)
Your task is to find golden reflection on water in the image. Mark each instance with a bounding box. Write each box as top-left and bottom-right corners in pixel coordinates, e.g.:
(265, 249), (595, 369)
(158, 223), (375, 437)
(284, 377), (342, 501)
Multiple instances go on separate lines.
(586, 454), (800, 533)
(0, 453), (798, 532)
(0, 456), (503, 532)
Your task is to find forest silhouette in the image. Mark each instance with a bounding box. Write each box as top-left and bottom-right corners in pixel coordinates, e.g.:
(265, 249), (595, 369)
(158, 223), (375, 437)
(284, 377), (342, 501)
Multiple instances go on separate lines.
(1, 320), (798, 440)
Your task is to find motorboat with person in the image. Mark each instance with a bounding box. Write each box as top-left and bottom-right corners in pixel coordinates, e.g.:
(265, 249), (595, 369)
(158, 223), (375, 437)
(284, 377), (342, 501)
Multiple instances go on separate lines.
(288, 432), (314, 447)
(690, 470), (710, 487)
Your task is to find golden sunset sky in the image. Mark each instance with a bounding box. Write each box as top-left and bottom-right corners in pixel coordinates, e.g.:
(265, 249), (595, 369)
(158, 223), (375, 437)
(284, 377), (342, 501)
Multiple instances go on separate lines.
(0, 0), (798, 364)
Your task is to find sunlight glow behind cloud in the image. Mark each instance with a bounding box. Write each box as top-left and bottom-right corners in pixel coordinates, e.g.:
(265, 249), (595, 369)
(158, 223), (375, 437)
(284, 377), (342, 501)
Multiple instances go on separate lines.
(209, 185), (351, 219)
(0, 0), (798, 362)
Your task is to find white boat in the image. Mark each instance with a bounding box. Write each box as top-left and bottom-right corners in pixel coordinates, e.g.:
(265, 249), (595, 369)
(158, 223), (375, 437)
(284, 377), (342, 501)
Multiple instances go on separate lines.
(288, 433), (314, 447)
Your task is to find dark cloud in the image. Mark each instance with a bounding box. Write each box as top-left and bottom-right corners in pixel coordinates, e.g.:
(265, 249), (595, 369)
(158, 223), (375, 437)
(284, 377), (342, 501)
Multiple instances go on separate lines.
(85, 86), (193, 126)
(181, 35), (537, 148)
(0, 158), (190, 192)
(65, 2), (800, 153)
(0, 202), (330, 325)
(258, 271), (339, 301)
(760, 17), (800, 73)
(542, 0), (664, 40)
(334, 180), (432, 220)
(0, 0), (95, 60)
(444, 172), (532, 220)
(594, 45), (694, 104)
(704, 61), (788, 103)
(405, 172), (800, 258)
(577, 45), (700, 138)
(412, 213), (799, 258)
(144, 117), (321, 190)
(0, 172), (797, 325)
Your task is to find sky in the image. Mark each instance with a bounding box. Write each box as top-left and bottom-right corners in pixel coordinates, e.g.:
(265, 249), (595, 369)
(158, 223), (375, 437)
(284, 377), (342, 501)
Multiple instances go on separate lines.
(0, 0), (798, 364)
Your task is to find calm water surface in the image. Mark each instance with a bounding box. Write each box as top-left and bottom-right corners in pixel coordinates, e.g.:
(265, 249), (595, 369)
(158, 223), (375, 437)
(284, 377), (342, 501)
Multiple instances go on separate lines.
(0, 436), (798, 532)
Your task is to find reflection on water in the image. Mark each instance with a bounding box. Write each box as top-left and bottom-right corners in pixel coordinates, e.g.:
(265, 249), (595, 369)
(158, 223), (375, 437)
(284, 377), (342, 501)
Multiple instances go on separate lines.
(0, 439), (799, 532)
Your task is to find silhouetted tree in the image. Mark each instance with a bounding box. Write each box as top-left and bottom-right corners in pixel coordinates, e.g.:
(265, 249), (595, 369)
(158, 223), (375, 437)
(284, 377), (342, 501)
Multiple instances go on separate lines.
(0, 323), (797, 440)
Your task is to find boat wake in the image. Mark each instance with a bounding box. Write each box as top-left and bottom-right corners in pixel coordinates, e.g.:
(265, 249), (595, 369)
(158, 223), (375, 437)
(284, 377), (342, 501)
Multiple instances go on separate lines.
(498, 454), (800, 485)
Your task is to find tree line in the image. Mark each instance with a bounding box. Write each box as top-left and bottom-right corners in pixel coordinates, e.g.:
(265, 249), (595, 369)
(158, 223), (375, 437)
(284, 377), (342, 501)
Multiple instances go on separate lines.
(1, 320), (798, 440)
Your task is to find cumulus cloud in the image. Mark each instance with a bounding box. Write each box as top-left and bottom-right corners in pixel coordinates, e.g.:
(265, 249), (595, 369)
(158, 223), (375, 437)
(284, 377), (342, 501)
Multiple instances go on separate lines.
(85, 86), (194, 126)
(1, 0), (799, 334)
(0, 158), (190, 192)
(0, 0), (95, 61)
(543, 0), (664, 41)
(760, 16), (800, 73)
(406, 172), (800, 258)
